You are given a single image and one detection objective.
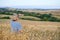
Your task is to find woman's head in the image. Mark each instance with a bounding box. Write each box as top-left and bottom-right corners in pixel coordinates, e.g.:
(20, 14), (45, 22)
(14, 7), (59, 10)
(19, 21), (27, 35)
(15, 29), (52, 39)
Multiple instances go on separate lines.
(10, 13), (19, 21)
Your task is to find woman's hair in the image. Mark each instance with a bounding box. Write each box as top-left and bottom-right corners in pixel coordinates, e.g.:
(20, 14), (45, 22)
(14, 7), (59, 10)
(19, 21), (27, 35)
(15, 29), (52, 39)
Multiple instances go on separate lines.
(10, 13), (19, 20)
(13, 13), (19, 18)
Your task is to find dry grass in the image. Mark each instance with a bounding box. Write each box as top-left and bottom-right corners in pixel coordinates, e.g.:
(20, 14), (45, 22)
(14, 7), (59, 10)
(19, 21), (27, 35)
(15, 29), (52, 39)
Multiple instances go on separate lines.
(0, 20), (60, 40)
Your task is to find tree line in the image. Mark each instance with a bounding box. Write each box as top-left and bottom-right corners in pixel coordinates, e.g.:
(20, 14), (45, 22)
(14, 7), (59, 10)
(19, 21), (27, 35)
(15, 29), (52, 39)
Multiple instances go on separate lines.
(0, 10), (60, 22)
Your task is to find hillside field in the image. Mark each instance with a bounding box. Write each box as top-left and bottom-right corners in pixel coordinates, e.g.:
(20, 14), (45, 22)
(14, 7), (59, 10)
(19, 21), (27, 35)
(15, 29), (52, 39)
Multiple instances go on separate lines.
(0, 19), (60, 40)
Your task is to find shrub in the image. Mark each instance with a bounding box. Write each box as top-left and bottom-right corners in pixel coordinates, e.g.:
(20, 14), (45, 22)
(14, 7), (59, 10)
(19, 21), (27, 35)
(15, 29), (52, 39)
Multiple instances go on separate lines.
(0, 12), (13, 15)
(0, 16), (10, 19)
(37, 14), (60, 22)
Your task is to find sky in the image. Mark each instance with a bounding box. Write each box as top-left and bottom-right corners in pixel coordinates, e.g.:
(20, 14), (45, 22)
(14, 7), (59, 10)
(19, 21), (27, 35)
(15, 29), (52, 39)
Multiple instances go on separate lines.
(0, 0), (60, 9)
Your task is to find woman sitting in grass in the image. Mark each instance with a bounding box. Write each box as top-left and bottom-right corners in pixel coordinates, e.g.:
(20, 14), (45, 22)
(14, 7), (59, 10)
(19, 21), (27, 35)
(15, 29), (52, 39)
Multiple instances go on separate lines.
(10, 13), (22, 33)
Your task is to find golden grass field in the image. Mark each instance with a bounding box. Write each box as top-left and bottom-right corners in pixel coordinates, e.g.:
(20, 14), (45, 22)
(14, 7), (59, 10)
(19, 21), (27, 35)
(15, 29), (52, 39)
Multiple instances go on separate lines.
(0, 19), (60, 40)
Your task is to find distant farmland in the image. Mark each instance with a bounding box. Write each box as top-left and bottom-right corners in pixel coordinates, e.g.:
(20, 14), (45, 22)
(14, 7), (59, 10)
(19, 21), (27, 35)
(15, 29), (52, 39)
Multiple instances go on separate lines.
(0, 8), (60, 40)
(19, 9), (60, 19)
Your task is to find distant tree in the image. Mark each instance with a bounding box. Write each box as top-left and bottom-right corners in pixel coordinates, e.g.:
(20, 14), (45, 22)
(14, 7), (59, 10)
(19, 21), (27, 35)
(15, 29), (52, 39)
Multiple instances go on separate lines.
(37, 13), (60, 22)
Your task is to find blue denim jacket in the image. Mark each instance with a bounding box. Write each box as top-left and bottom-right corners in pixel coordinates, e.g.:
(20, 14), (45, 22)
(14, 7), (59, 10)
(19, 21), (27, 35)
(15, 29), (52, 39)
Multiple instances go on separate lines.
(10, 20), (22, 32)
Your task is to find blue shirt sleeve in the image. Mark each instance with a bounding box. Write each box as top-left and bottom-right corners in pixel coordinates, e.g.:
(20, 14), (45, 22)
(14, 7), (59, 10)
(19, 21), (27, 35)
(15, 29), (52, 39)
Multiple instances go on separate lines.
(17, 22), (22, 31)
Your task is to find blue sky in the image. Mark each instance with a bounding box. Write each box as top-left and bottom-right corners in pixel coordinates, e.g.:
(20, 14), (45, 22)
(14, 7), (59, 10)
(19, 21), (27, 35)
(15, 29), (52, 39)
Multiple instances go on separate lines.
(0, 0), (60, 9)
